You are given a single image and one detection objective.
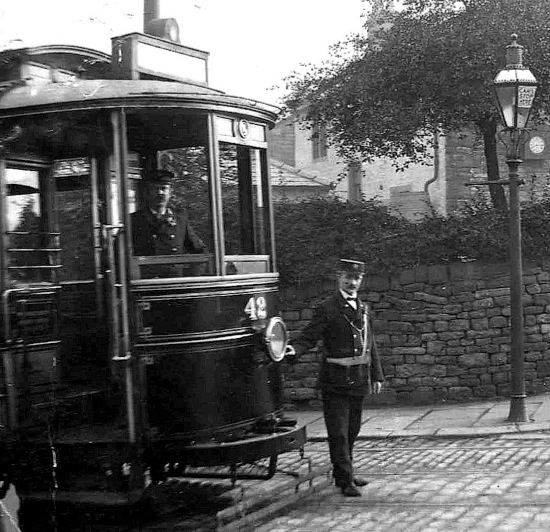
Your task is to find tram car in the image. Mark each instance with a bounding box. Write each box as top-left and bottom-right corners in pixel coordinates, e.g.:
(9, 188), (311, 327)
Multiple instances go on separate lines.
(0, 5), (305, 518)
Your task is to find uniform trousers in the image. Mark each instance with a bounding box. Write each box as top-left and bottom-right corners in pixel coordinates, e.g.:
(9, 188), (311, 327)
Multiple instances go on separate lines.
(322, 392), (365, 486)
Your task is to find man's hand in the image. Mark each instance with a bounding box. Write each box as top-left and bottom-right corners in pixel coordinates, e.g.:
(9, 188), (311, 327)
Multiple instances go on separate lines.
(284, 344), (297, 362)
(373, 381), (383, 394)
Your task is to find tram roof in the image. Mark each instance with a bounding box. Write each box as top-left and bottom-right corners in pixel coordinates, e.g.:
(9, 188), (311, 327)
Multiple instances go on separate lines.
(0, 79), (280, 125)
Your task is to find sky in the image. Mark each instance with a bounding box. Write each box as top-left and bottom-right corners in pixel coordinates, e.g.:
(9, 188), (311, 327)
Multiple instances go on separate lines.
(0, 0), (368, 105)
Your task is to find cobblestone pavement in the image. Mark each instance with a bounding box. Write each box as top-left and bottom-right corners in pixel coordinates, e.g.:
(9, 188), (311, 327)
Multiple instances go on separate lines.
(255, 433), (550, 532)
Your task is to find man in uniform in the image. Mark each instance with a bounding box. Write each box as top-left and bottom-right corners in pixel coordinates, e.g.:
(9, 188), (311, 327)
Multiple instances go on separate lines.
(131, 169), (205, 277)
(286, 259), (384, 497)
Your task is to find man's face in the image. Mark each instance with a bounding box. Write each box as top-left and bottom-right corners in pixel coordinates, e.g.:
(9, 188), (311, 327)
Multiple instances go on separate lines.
(338, 271), (364, 297)
(146, 182), (171, 213)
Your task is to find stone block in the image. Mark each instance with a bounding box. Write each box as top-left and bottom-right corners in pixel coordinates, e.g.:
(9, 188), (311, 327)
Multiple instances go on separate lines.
(434, 321), (449, 332)
(458, 353), (489, 367)
(458, 375), (480, 386)
(426, 340), (446, 354)
(392, 347), (426, 355)
(490, 353), (507, 365)
(414, 292), (447, 305)
(488, 316), (508, 328)
(476, 287), (509, 298)
(447, 387), (474, 401)
(524, 306), (544, 315)
(439, 331), (467, 341)
(474, 385), (497, 397)
(410, 387), (435, 405)
(395, 364), (424, 377)
(449, 319), (470, 331)
(420, 322), (434, 333)
(387, 322), (415, 333)
(472, 298), (494, 310)
(471, 318), (489, 331)
(431, 364), (447, 377)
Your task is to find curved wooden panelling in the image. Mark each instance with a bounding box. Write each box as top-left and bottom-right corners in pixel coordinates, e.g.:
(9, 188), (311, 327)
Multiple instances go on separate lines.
(133, 274), (285, 439)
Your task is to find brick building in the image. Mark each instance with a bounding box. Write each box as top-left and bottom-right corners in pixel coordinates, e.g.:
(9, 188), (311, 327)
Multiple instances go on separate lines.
(268, 112), (550, 220)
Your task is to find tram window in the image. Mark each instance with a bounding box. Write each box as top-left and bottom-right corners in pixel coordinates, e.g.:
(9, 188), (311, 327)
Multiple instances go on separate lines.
(131, 147), (214, 279)
(5, 169), (52, 284)
(220, 143), (269, 275)
(55, 177), (94, 282)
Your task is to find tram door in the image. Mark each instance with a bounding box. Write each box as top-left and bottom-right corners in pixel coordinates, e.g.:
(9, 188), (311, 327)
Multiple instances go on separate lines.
(53, 159), (110, 390)
(1, 159), (115, 429)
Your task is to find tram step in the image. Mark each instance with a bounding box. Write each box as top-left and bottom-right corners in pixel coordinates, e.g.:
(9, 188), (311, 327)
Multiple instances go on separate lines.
(33, 388), (113, 425)
(23, 489), (139, 506)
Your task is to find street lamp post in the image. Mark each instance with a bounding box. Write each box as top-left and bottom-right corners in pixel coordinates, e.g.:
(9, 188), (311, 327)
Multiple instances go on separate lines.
(493, 35), (538, 423)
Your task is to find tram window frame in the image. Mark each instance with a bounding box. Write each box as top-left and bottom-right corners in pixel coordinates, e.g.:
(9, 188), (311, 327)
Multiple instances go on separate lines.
(129, 146), (215, 280)
(1, 164), (60, 286)
(219, 142), (272, 276)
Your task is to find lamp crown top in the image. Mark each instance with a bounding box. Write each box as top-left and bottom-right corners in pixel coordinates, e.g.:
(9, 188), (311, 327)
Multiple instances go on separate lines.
(506, 33), (525, 69)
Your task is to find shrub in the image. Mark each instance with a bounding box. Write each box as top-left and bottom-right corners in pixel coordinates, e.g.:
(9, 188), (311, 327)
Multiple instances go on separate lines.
(275, 196), (549, 289)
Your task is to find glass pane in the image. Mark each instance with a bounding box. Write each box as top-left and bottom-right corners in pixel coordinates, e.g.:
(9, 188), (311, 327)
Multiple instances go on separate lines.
(220, 143), (270, 275)
(5, 169), (48, 284)
(56, 178), (94, 281)
(131, 147), (214, 279)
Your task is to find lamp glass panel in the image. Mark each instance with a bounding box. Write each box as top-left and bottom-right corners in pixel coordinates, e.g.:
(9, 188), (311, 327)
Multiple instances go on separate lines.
(495, 85), (516, 128)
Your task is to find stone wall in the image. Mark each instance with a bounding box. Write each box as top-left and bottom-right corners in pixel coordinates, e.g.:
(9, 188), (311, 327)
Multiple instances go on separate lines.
(280, 260), (550, 408)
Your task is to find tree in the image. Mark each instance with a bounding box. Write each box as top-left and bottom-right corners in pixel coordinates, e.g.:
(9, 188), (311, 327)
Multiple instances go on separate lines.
(282, 0), (550, 211)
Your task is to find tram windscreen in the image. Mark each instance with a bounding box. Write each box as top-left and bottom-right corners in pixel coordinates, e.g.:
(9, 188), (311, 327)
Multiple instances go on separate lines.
(220, 143), (269, 275)
(131, 146), (214, 279)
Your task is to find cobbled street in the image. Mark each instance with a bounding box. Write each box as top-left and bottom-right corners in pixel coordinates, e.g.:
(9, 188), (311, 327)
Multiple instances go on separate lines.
(255, 434), (550, 532)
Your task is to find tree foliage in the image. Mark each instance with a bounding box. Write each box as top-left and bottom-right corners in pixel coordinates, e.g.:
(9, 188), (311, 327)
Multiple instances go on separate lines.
(282, 0), (550, 211)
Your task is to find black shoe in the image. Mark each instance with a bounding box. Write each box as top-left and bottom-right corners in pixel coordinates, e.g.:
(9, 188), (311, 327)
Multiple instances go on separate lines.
(341, 484), (362, 497)
(353, 476), (369, 487)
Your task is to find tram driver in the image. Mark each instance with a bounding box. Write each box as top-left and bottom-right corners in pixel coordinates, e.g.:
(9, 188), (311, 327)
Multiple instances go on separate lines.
(131, 169), (206, 277)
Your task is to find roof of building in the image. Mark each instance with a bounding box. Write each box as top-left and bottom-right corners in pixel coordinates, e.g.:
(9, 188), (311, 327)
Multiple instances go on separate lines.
(270, 159), (330, 189)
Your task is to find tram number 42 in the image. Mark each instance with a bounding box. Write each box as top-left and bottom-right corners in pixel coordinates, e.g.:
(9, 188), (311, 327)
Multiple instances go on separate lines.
(244, 296), (267, 321)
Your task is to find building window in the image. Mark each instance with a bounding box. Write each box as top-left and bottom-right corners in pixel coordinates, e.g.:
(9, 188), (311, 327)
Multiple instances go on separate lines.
(348, 162), (362, 201)
(312, 121), (327, 160)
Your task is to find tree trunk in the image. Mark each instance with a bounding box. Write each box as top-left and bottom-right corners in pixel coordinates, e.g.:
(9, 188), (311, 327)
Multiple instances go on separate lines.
(483, 120), (508, 212)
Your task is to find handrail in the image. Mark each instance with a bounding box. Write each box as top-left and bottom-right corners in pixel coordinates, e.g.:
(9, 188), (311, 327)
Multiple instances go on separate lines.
(7, 265), (63, 269)
(133, 253), (213, 265)
(5, 231), (61, 236)
(6, 248), (62, 252)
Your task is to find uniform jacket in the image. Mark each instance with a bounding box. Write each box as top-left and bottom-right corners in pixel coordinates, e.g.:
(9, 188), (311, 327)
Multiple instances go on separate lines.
(293, 292), (384, 396)
(131, 208), (206, 278)
(131, 208), (205, 256)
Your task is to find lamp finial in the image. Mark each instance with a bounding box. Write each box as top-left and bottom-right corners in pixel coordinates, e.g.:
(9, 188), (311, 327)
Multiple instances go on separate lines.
(506, 33), (524, 69)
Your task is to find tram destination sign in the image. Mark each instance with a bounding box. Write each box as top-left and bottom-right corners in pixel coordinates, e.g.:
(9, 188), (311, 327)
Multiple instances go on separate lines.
(111, 33), (209, 85)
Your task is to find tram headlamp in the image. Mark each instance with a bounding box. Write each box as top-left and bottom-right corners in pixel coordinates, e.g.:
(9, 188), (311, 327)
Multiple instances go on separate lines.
(263, 317), (288, 362)
(145, 18), (181, 43)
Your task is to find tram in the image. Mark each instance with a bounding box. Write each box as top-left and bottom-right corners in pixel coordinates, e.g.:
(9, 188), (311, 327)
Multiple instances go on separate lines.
(0, 5), (305, 518)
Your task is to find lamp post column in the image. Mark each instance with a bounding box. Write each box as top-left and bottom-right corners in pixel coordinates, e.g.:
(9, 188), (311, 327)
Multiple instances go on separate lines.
(507, 156), (527, 422)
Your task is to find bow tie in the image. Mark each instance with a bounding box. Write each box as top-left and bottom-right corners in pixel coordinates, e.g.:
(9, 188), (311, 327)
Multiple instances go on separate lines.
(345, 296), (357, 301)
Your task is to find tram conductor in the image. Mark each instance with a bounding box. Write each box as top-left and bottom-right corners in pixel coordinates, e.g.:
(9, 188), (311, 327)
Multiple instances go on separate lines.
(285, 259), (384, 497)
(131, 169), (205, 276)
